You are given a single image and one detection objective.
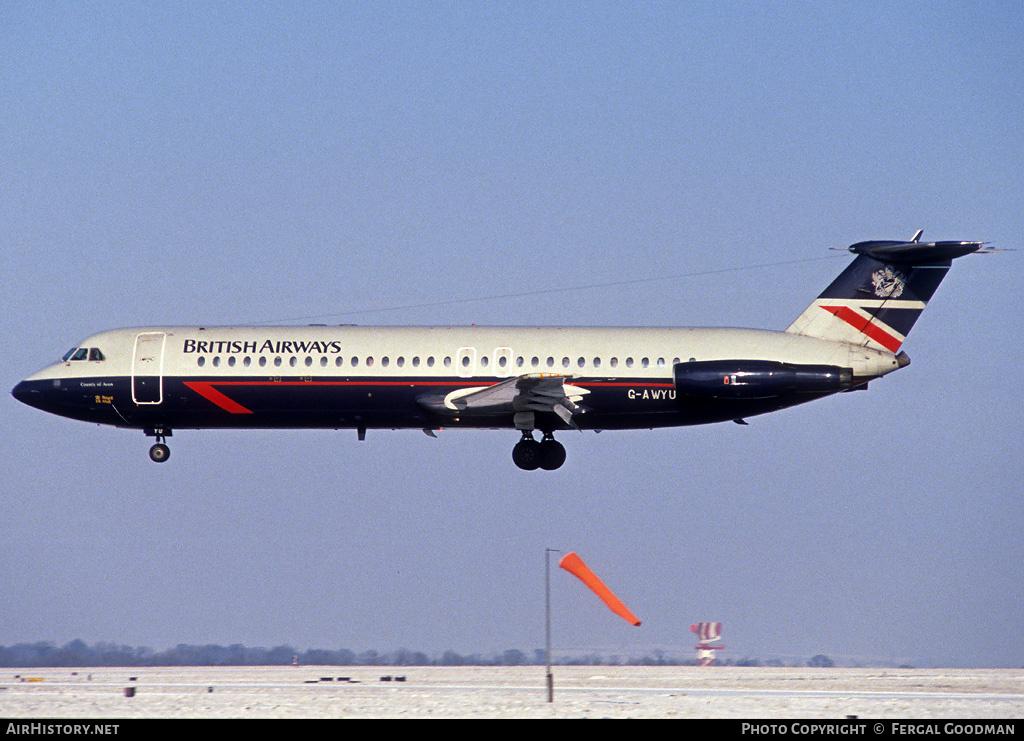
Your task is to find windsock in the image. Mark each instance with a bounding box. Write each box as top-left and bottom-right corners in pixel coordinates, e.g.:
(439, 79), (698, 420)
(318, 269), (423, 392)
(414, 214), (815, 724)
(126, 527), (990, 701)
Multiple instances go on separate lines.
(559, 551), (641, 626)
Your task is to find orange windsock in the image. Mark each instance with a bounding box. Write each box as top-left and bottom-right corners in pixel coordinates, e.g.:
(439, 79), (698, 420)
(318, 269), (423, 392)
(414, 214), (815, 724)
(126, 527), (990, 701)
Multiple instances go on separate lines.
(559, 551), (641, 626)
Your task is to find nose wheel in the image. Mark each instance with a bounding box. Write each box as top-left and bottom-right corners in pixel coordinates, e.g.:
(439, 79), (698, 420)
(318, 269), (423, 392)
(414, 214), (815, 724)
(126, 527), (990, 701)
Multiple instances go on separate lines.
(512, 432), (566, 471)
(149, 443), (170, 463)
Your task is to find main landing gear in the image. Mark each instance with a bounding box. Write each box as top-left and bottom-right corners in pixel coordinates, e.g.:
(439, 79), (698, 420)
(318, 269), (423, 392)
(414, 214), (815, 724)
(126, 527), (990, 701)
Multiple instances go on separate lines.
(512, 432), (566, 471)
(145, 428), (171, 463)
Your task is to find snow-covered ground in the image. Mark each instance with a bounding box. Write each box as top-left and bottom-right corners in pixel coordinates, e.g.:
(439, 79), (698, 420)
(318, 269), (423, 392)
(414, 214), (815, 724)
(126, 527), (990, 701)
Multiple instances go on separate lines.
(1, 666), (1021, 719)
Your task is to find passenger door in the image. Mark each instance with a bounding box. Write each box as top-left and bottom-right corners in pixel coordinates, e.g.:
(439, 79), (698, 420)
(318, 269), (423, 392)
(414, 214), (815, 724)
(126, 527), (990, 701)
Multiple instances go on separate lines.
(132, 332), (166, 404)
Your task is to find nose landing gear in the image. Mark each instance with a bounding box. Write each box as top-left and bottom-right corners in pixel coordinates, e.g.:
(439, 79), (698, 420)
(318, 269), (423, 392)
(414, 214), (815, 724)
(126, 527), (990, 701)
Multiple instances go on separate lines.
(145, 428), (172, 463)
(512, 432), (566, 471)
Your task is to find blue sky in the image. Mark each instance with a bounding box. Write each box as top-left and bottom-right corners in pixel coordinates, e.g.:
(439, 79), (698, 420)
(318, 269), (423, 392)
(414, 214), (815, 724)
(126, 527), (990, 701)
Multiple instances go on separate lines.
(2, 1), (1022, 667)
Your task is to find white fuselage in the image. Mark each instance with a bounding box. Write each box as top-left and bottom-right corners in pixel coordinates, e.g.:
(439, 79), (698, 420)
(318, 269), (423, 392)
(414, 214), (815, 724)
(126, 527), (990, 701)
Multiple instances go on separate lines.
(24, 324), (900, 385)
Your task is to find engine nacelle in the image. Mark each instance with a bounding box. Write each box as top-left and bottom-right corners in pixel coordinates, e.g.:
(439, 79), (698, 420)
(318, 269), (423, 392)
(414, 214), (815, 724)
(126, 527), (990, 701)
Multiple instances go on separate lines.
(673, 360), (854, 400)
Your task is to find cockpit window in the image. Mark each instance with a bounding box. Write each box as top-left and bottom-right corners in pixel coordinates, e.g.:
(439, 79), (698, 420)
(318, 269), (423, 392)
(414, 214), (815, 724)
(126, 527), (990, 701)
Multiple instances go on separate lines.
(62, 347), (105, 362)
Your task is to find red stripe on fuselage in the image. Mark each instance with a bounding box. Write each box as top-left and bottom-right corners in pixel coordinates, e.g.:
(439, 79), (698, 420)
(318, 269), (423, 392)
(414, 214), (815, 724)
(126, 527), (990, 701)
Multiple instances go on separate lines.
(183, 382), (254, 414)
(820, 305), (903, 352)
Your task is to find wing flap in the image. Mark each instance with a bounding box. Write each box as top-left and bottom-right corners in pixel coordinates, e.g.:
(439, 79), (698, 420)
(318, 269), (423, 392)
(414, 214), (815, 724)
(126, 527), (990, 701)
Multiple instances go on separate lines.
(416, 373), (588, 427)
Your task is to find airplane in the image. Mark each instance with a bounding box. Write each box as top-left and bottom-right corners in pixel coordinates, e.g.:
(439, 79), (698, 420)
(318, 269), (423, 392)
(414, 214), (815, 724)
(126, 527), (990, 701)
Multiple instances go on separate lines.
(12, 233), (985, 471)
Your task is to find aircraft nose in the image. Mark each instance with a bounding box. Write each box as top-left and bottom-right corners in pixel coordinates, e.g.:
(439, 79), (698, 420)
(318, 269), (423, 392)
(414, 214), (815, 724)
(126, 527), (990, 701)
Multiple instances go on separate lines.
(12, 380), (40, 409)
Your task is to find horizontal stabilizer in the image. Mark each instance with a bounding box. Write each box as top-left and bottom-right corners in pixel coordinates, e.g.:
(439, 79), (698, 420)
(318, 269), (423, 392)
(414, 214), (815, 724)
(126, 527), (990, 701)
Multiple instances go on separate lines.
(848, 239), (983, 264)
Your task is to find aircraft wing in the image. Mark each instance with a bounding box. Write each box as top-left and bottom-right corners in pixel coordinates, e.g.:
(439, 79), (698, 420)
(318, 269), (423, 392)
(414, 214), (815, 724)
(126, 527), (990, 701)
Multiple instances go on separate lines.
(417, 373), (589, 427)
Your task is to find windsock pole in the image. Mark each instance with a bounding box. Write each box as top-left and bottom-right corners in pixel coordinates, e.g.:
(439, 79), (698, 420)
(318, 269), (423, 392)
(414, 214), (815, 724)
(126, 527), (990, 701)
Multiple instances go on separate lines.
(546, 548), (551, 702)
(545, 548), (560, 703)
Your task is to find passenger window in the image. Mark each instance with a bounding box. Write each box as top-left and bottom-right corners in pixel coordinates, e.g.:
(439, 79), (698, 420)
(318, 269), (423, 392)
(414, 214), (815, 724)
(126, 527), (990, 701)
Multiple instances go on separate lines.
(382, 357), (390, 367)
(546, 357), (554, 368)
(593, 357), (601, 368)
(198, 357), (206, 367)
(610, 357), (618, 368)
(228, 356), (236, 367)
(562, 357), (570, 368)
(259, 356), (267, 367)
(413, 357), (421, 367)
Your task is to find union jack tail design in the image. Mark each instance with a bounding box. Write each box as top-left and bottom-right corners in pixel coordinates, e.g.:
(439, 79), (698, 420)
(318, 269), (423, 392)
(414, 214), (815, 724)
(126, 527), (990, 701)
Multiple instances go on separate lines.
(787, 234), (983, 354)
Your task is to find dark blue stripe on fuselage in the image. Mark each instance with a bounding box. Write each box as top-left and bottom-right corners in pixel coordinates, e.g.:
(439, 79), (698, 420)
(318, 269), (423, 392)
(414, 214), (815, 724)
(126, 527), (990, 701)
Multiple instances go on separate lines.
(12, 374), (837, 432)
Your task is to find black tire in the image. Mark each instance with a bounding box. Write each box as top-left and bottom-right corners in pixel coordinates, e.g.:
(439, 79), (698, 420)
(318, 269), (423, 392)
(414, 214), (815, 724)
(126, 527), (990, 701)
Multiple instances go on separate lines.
(512, 439), (541, 470)
(539, 439), (566, 470)
(149, 443), (170, 463)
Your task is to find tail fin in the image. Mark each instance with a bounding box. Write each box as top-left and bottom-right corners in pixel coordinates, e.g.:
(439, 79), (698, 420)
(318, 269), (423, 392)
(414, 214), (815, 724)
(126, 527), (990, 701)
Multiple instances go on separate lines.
(786, 233), (983, 353)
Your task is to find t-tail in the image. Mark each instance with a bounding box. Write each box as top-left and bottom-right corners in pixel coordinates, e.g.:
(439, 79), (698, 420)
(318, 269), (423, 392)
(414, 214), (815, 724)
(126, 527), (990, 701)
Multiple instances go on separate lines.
(786, 232), (985, 354)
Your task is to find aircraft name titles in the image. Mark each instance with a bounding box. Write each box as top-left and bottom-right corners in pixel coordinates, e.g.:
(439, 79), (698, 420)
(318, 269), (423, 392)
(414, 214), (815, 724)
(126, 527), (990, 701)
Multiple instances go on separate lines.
(183, 339), (344, 356)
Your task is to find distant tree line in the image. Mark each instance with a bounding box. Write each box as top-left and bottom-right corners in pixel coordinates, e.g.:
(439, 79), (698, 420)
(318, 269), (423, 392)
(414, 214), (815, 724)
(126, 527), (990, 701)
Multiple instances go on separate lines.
(0, 641), (687, 668)
(0, 640), (835, 668)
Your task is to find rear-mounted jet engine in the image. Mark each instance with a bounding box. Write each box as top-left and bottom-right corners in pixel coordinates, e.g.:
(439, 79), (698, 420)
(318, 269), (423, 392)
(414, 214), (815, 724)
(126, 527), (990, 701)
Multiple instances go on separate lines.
(673, 360), (855, 400)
